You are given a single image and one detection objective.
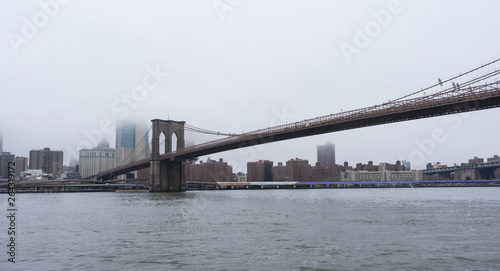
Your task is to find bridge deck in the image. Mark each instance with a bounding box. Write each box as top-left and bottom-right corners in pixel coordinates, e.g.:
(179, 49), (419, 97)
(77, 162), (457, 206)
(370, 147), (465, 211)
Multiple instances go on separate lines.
(96, 81), (500, 179)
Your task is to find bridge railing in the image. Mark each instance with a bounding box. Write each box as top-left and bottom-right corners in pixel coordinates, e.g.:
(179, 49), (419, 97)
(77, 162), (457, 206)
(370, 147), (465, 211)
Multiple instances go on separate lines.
(168, 80), (500, 158)
(100, 79), (500, 177)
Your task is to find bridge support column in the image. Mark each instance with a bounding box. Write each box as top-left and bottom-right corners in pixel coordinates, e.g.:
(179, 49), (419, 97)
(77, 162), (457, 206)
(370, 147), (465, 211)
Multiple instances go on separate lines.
(150, 159), (186, 192)
(150, 119), (187, 192)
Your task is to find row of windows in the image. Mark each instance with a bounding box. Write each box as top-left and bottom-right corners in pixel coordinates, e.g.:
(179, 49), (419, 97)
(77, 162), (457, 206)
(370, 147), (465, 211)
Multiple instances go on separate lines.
(80, 152), (115, 157)
(121, 124), (136, 148)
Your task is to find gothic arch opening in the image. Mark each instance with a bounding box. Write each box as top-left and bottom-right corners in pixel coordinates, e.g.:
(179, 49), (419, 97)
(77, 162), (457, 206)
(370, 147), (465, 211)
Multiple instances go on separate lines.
(159, 132), (166, 155)
(171, 132), (178, 152)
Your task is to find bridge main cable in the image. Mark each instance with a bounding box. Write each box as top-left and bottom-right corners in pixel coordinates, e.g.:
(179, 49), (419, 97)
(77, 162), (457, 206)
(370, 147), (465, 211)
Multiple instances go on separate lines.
(391, 57), (500, 103)
(117, 125), (153, 167)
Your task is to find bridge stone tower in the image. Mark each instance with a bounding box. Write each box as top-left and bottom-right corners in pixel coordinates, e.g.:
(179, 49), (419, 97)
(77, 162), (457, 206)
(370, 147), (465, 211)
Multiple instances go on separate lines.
(150, 119), (187, 192)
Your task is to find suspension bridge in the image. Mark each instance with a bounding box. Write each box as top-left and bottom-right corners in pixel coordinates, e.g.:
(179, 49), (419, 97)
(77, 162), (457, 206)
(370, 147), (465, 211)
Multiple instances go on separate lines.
(94, 59), (500, 191)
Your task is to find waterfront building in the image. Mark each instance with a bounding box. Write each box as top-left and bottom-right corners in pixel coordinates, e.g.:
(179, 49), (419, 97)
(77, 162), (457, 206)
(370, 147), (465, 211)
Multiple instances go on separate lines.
(116, 120), (150, 179)
(341, 163), (422, 182)
(487, 155), (500, 162)
(468, 156), (484, 164)
(354, 160), (405, 171)
(247, 161), (264, 182)
(310, 162), (343, 182)
(264, 160), (273, 182)
(317, 142), (335, 167)
(247, 160), (273, 182)
(0, 152), (15, 179)
(187, 161), (204, 182)
(79, 140), (116, 178)
(203, 158), (233, 182)
(286, 158), (311, 182)
(186, 158), (233, 182)
(355, 161), (379, 171)
(272, 162), (287, 182)
(29, 148), (64, 177)
(236, 173), (247, 182)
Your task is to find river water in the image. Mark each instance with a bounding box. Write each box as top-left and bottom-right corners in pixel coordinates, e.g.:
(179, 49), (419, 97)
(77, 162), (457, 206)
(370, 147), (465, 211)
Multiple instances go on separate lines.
(2, 187), (500, 270)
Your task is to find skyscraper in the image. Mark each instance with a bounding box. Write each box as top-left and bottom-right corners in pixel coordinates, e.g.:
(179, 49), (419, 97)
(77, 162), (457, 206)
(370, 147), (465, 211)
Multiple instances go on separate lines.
(115, 120), (150, 179)
(317, 142), (336, 167)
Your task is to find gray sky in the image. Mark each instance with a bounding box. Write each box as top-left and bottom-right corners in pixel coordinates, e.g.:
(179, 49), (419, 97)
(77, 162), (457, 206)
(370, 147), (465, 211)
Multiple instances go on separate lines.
(1, 0), (499, 172)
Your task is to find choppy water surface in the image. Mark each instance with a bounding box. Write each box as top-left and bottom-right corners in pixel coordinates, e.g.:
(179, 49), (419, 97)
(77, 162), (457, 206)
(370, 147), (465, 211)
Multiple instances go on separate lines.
(2, 187), (500, 270)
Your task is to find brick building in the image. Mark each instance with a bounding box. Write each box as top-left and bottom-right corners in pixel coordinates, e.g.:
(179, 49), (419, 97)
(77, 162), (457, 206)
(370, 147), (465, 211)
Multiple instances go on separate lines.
(186, 158), (233, 182)
(29, 148), (64, 177)
(247, 160), (273, 182)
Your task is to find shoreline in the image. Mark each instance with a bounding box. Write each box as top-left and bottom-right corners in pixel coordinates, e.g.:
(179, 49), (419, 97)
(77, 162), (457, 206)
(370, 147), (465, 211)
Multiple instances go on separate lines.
(1, 181), (499, 193)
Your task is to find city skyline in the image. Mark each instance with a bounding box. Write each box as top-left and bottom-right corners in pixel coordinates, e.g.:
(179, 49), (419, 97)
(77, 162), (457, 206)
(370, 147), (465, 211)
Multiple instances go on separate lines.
(1, 133), (499, 174)
(2, 1), (500, 171)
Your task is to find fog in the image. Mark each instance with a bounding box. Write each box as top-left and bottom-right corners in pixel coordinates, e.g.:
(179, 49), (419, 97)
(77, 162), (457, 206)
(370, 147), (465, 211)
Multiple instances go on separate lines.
(1, 0), (499, 172)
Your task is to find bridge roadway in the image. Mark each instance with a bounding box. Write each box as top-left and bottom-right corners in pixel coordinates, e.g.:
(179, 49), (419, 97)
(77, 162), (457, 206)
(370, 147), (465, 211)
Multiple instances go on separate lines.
(96, 81), (500, 179)
(422, 161), (500, 174)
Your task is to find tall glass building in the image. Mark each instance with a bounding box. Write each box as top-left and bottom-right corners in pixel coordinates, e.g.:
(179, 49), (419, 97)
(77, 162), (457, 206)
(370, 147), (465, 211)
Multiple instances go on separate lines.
(115, 120), (150, 179)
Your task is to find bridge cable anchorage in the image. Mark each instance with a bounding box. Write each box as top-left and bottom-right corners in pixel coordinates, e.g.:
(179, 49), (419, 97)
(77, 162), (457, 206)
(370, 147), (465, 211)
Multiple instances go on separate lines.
(117, 125), (153, 167)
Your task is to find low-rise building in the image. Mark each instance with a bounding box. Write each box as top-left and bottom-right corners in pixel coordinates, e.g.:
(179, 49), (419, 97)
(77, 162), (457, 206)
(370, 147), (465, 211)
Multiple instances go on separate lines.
(237, 174), (247, 182)
(341, 163), (422, 182)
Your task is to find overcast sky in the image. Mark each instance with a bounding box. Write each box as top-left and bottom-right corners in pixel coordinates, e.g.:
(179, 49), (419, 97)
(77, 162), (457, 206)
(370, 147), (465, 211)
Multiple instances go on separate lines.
(1, 0), (499, 172)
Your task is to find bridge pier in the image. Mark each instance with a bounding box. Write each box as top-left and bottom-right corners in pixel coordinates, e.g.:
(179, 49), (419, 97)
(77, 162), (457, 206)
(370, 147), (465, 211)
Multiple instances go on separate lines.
(150, 159), (186, 192)
(150, 119), (187, 192)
